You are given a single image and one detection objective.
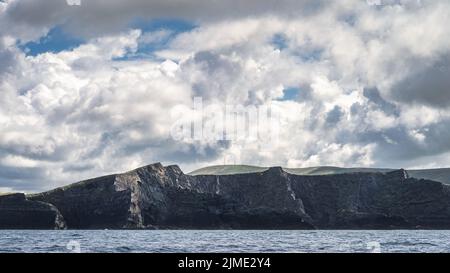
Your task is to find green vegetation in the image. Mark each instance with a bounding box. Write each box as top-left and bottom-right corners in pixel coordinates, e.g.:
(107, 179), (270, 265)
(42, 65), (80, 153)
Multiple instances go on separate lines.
(189, 165), (268, 175)
(0, 192), (15, 197)
(189, 165), (450, 184)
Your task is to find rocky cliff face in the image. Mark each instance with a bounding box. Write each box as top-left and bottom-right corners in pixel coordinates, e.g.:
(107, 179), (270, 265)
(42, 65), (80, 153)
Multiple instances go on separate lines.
(289, 169), (450, 229)
(0, 193), (66, 229)
(26, 163), (450, 229)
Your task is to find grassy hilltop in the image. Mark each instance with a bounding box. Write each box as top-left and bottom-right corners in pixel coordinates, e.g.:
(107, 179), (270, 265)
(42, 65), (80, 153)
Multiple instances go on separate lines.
(189, 165), (450, 184)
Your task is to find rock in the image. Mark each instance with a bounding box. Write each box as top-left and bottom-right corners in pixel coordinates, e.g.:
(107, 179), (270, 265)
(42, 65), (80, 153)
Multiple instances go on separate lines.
(25, 163), (450, 229)
(0, 193), (66, 229)
(386, 169), (409, 180)
(29, 163), (313, 229)
(29, 174), (135, 229)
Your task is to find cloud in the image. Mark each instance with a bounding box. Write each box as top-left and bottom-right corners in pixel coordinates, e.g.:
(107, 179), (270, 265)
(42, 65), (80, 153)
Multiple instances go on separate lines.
(2, 0), (450, 191)
(2, 0), (326, 38)
(390, 55), (450, 108)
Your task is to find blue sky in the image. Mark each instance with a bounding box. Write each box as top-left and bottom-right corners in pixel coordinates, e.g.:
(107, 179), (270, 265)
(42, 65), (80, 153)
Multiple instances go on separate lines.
(125, 19), (197, 60)
(20, 26), (85, 56)
(279, 87), (300, 101)
(20, 19), (197, 57)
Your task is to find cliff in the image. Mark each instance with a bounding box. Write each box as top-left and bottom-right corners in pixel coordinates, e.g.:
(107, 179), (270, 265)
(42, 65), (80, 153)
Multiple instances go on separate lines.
(0, 193), (66, 229)
(23, 163), (450, 230)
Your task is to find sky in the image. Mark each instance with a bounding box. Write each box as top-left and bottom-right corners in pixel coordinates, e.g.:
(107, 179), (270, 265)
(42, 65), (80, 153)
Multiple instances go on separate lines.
(1, 0), (450, 192)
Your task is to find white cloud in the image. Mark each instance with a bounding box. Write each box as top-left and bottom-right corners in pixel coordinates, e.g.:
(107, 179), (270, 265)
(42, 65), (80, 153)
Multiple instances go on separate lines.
(2, 0), (450, 191)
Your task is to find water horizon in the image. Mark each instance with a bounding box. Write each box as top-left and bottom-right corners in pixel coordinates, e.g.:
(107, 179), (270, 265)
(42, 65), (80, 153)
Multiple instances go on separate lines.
(1, 230), (449, 253)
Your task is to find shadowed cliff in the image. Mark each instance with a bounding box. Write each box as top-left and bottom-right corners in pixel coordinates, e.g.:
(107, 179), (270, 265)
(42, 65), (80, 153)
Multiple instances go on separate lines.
(13, 163), (450, 230)
(0, 193), (66, 229)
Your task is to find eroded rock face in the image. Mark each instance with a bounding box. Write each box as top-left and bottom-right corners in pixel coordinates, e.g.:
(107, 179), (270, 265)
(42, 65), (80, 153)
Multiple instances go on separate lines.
(289, 169), (450, 229)
(29, 175), (132, 229)
(0, 193), (66, 229)
(28, 164), (450, 229)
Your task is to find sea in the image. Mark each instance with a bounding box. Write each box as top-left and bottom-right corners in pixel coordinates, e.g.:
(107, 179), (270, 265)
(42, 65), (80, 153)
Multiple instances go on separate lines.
(0, 230), (449, 253)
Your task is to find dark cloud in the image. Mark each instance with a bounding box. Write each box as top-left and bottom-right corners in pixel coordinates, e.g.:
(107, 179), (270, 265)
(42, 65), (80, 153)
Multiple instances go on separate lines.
(0, 165), (48, 192)
(189, 51), (243, 100)
(363, 87), (399, 115)
(0, 49), (16, 74)
(0, 165), (45, 180)
(0, 141), (70, 162)
(152, 140), (229, 164)
(3, 0), (327, 40)
(390, 55), (450, 108)
(62, 163), (95, 173)
(337, 118), (450, 168)
(326, 105), (343, 125)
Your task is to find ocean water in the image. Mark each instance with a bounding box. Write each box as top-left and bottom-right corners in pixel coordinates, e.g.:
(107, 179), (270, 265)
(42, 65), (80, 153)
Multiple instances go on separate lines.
(0, 230), (449, 253)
